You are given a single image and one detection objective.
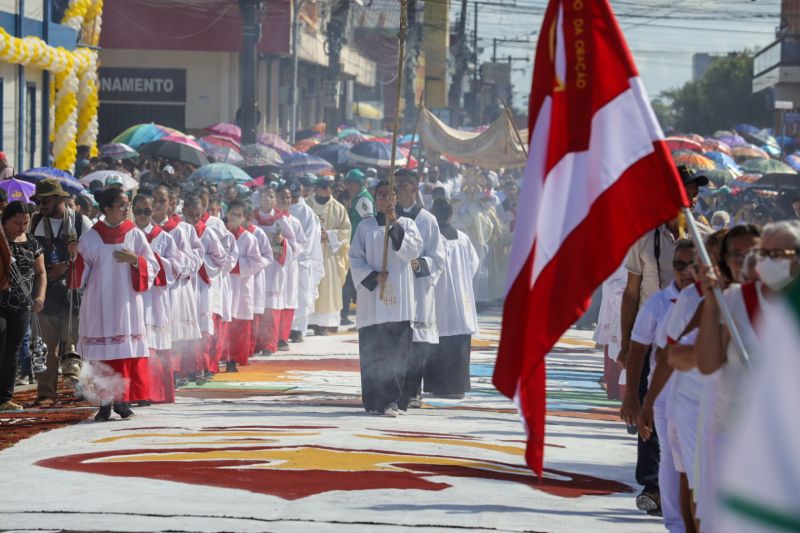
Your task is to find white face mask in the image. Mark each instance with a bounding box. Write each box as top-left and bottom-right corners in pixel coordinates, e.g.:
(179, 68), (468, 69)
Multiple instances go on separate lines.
(755, 257), (795, 290)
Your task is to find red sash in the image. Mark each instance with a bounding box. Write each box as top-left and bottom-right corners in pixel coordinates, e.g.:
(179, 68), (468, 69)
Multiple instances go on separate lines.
(94, 220), (135, 245)
(194, 220), (207, 238)
(153, 253), (168, 286)
(200, 211), (210, 223)
(230, 225), (246, 274)
(160, 214), (181, 233)
(145, 224), (163, 243)
(741, 281), (761, 329)
(253, 208), (286, 227)
(245, 224), (256, 234)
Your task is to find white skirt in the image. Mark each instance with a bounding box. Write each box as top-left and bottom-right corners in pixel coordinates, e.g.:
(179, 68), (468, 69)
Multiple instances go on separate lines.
(170, 278), (201, 342)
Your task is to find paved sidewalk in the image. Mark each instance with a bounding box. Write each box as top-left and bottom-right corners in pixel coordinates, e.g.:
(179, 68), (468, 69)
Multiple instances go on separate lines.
(0, 312), (661, 532)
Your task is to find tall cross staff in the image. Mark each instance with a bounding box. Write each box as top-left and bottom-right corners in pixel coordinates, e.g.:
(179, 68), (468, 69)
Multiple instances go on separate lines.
(380, 0), (410, 300)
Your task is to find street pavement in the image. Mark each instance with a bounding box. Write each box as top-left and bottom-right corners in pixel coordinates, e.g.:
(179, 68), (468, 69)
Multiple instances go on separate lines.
(0, 310), (662, 532)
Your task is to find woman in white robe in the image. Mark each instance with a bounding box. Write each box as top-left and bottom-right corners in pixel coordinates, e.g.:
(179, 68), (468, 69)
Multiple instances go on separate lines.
(225, 200), (269, 370)
(349, 180), (423, 417)
(276, 183), (307, 349)
(424, 198), (479, 397)
(71, 188), (159, 421)
(244, 213), (273, 357)
(133, 194), (182, 404)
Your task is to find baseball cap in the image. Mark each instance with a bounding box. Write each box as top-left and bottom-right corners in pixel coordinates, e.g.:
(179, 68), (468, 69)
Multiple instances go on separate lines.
(344, 169), (366, 183)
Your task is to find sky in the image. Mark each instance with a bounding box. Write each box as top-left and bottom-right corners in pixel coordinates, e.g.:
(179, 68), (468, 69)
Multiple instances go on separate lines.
(472, 0), (782, 107)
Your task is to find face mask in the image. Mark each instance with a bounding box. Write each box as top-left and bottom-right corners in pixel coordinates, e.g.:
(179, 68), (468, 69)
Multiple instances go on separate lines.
(755, 257), (795, 290)
(315, 195), (330, 205)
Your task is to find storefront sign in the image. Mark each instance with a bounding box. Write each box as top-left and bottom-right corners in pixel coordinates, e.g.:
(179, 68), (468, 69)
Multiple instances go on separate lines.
(99, 67), (187, 103)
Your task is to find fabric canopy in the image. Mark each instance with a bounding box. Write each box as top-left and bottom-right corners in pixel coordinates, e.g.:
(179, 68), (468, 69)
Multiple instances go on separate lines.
(418, 106), (528, 169)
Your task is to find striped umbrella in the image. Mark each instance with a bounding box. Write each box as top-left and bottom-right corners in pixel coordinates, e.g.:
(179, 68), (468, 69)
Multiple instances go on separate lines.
(112, 123), (186, 149)
(99, 143), (138, 159)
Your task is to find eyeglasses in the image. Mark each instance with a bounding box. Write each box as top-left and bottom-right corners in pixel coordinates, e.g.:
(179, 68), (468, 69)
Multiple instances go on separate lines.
(725, 251), (747, 262)
(672, 260), (696, 272)
(754, 248), (799, 260)
(133, 208), (153, 216)
(112, 203), (130, 211)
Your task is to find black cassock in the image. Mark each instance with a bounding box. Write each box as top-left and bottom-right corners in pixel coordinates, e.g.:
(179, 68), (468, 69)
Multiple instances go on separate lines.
(423, 334), (472, 396)
(358, 321), (413, 411)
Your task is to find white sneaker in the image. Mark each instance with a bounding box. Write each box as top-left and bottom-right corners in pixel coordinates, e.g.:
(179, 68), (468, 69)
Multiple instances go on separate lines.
(382, 407), (399, 418)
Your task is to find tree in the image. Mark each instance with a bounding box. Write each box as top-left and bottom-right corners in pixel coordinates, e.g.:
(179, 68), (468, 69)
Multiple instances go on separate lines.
(656, 52), (770, 134)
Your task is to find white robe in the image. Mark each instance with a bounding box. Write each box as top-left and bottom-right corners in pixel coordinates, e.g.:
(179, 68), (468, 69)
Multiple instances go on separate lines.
(204, 214), (238, 323)
(289, 198), (324, 331)
(402, 206), (446, 344)
(193, 223), (227, 334)
(230, 227), (269, 320)
(142, 225), (181, 351)
(434, 229), (480, 337)
(283, 214), (306, 310)
(248, 225), (273, 315)
(158, 217), (202, 342)
(349, 216), (423, 329)
(256, 210), (297, 311)
(74, 221), (158, 361)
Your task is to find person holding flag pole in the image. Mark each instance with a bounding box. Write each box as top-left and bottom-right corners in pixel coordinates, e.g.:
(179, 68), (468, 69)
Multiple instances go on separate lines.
(491, 0), (751, 488)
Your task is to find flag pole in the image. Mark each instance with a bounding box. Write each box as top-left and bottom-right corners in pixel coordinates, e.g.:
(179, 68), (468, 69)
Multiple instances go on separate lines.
(501, 99), (528, 158)
(405, 92), (425, 170)
(683, 207), (753, 372)
(380, 0), (409, 300)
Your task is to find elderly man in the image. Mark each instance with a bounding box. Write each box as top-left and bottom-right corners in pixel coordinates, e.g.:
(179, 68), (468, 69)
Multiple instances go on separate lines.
(307, 176), (352, 335)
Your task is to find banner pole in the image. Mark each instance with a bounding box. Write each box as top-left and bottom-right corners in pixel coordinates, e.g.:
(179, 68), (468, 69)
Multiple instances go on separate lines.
(501, 99), (528, 158)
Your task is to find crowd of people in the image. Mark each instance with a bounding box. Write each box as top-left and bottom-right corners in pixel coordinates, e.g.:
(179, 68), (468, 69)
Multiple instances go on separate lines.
(0, 151), (521, 421)
(594, 165), (800, 532)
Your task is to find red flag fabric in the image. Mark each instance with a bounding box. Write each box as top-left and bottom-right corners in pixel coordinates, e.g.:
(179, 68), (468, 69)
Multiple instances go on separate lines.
(493, 0), (688, 476)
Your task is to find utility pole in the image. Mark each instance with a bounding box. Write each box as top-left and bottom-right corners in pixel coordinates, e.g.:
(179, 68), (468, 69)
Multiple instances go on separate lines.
(290, 0), (306, 143)
(238, 0), (263, 145)
(403, 0), (420, 133)
(493, 37), (531, 62)
(448, 0), (469, 126)
(325, 0), (351, 137)
(472, 1), (478, 89)
(16, 0), (25, 169)
(42, 0), (51, 166)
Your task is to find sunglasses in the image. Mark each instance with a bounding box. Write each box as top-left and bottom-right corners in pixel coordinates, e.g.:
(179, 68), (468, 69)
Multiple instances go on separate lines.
(754, 248), (799, 260)
(133, 208), (153, 216)
(673, 260), (695, 272)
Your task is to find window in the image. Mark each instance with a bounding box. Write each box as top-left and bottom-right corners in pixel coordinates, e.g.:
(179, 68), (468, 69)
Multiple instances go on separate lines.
(26, 82), (36, 169)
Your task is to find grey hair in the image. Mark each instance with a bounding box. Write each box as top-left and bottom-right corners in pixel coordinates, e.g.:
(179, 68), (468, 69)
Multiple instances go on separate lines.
(762, 220), (800, 249)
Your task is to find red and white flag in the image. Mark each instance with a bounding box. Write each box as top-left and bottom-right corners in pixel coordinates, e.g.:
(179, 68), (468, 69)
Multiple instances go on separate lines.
(493, 0), (689, 476)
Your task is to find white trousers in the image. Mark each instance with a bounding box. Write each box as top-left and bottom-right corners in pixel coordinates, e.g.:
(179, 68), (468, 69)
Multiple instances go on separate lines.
(655, 395), (686, 533)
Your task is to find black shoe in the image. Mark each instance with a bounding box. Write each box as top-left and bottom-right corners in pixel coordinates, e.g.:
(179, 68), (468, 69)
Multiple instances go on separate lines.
(340, 317), (354, 326)
(136, 400), (152, 407)
(636, 489), (660, 513)
(94, 404), (112, 422)
(278, 340), (291, 351)
(289, 330), (302, 342)
(113, 402), (135, 419)
(226, 361), (238, 373)
(204, 370), (215, 380)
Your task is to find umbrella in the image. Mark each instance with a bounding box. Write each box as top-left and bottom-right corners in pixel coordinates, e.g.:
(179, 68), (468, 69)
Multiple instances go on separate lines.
(704, 151), (739, 171)
(747, 173), (800, 192)
(338, 127), (362, 138)
(79, 170), (138, 191)
(204, 145), (244, 165)
(295, 129), (323, 142)
(188, 163), (252, 184)
(18, 167), (85, 195)
(762, 144), (782, 158)
(665, 137), (703, 153)
(161, 134), (205, 152)
(701, 168), (741, 186)
(785, 153), (800, 172)
(345, 140), (407, 168)
(282, 153), (335, 176)
(732, 144), (769, 161)
(0, 178), (35, 203)
(307, 142), (349, 166)
(701, 138), (731, 155)
(744, 131), (778, 149)
(340, 132), (372, 146)
(257, 132), (295, 156)
(733, 124), (760, 136)
(740, 158), (797, 175)
(715, 133), (747, 147)
(99, 143), (138, 160)
(200, 135), (240, 151)
(204, 123), (241, 142)
(238, 144), (283, 168)
(399, 133), (419, 147)
(112, 123), (186, 149)
(671, 150), (716, 170)
(293, 138), (320, 152)
(139, 139), (209, 167)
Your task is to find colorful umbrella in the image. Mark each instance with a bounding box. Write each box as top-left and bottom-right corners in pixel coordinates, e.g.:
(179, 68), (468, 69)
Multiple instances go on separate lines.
(257, 132), (295, 156)
(112, 123), (186, 149)
(79, 170), (138, 191)
(740, 158), (797, 175)
(295, 129), (324, 142)
(685, 133), (705, 144)
(762, 144), (782, 158)
(340, 132), (372, 147)
(160, 134), (205, 153)
(139, 139), (209, 167)
(99, 143), (138, 160)
(733, 124), (759, 136)
(307, 142), (349, 166)
(199, 135), (240, 151)
(337, 127), (363, 138)
(732, 144), (769, 161)
(345, 140), (407, 168)
(704, 151), (739, 171)
(665, 137), (703, 153)
(715, 133), (747, 147)
(785, 153), (800, 172)
(18, 167), (85, 195)
(701, 168), (741, 186)
(293, 138), (320, 152)
(204, 145), (244, 165)
(204, 123), (241, 142)
(282, 153), (335, 176)
(238, 144), (283, 168)
(671, 150), (716, 170)
(701, 138), (731, 155)
(0, 178), (35, 203)
(188, 163), (252, 184)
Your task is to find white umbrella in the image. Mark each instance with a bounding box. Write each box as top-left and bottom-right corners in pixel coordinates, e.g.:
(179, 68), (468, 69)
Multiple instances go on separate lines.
(80, 170), (138, 191)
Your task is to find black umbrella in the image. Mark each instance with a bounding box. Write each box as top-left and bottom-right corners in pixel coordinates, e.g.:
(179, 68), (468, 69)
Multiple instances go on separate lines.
(139, 139), (209, 167)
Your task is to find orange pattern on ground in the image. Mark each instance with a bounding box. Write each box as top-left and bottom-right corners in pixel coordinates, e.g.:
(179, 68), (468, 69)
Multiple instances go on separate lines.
(211, 358), (359, 383)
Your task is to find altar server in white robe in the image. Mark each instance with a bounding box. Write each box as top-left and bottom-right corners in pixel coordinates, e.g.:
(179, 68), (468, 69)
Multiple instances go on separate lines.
(243, 207), (273, 357)
(424, 198), (479, 398)
(287, 178), (324, 341)
(394, 172), (446, 408)
(225, 200), (269, 371)
(276, 183), (307, 349)
(71, 188), (159, 421)
(182, 194), (227, 379)
(349, 180), (423, 417)
(132, 194), (182, 404)
(199, 198), (238, 374)
(152, 186), (202, 377)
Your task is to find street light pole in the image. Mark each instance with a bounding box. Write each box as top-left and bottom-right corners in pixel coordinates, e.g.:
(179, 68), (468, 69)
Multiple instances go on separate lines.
(290, 0), (305, 144)
(239, 0), (263, 145)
